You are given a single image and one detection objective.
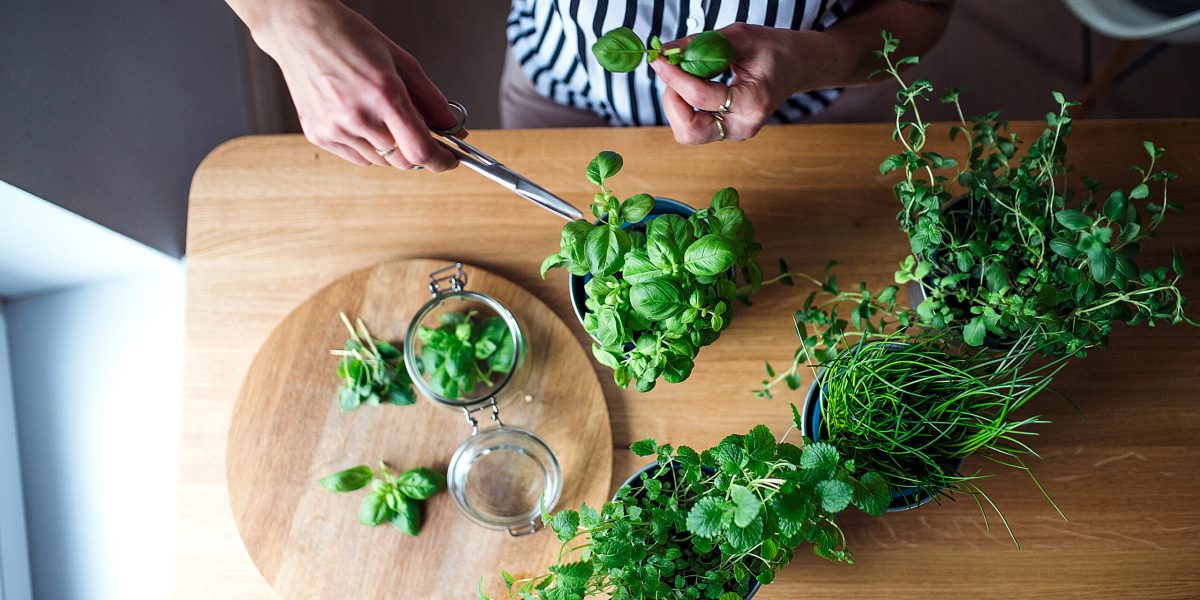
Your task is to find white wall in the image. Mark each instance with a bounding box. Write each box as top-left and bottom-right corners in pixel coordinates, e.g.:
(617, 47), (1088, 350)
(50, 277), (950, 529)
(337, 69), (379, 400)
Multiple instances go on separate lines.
(5, 268), (184, 600)
(1, 178), (185, 599)
(0, 306), (32, 600)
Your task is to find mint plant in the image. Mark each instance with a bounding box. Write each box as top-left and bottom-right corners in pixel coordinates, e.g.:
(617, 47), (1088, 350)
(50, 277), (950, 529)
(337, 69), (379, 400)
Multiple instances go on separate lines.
(330, 312), (415, 411)
(415, 310), (515, 399)
(593, 27), (734, 79)
(876, 31), (1194, 356)
(483, 427), (888, 599)
(319, 462), (445, 536)
(541, 151), (763, 391)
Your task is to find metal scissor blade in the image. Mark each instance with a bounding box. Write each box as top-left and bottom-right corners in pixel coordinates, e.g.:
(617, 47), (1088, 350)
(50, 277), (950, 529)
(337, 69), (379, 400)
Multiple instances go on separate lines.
(437, 138), (582, 222)
(511, 177), (582, 221)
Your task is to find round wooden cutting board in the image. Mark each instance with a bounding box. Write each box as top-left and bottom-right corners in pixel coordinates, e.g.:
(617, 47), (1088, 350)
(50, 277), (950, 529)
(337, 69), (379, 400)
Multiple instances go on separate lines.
(227, 258), (613, 599)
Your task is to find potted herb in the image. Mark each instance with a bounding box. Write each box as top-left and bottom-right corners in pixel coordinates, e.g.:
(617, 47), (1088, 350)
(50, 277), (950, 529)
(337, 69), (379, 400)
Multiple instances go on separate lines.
(758, 270), (1067, 541)
(541, 151), (762, 391)
(876, 32), (1194, 355)
(483, 427), (889, 599)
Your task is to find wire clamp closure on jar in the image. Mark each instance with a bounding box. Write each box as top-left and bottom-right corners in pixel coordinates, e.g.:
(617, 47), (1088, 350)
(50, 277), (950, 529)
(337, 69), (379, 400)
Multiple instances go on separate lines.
(404, 261), (562, 538)
(462, 397), (503, 435)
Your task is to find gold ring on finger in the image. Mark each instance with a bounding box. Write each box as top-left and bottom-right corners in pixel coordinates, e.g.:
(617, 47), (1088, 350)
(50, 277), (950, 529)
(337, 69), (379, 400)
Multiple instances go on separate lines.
(375, 145), (398, 158)
(718, 87), (733, 114)
(712, 112), (726, 142)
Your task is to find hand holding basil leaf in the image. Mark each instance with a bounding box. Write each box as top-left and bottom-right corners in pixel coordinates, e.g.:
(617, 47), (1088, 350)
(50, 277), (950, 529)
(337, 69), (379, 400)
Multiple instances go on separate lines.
(320, 462), (445, 536)
(542, 151), (762, 391)
(592, 27), (734, 79)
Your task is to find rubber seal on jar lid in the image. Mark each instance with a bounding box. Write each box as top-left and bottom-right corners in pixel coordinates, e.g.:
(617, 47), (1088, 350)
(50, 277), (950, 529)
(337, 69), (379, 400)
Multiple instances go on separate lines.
(446, 426), (561, 536)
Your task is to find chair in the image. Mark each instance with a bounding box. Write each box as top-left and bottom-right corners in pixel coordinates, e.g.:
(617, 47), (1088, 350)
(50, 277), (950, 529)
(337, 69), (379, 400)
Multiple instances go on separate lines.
(1061, 0), (1200, 114)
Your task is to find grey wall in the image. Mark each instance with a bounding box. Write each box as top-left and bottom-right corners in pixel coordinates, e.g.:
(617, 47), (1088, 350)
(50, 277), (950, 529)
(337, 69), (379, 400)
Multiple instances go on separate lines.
(0, 0), (254, 258)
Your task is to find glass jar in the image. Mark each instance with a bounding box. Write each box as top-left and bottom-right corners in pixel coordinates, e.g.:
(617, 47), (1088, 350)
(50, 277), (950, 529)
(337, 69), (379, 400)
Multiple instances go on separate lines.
(403, 262), (562, 536)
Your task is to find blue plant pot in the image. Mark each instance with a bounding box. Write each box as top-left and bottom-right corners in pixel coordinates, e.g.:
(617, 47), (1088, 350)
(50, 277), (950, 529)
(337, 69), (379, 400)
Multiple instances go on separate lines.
(617, 461), (762, 600)
(568, 197), (696, 336)
(799, 351), (965, 512)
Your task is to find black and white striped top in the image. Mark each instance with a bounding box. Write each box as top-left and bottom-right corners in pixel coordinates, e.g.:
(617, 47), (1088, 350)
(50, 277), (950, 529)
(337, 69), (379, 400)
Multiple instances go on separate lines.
(507, 0), (858, 126)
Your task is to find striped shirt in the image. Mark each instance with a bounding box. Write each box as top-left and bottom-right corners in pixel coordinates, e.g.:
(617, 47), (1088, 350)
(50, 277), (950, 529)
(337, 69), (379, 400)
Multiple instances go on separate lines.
(506, 0), (858, 127)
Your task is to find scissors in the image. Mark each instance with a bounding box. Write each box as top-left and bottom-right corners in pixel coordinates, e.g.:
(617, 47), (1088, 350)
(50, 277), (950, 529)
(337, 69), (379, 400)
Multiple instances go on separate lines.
(431, 101), (582, 221)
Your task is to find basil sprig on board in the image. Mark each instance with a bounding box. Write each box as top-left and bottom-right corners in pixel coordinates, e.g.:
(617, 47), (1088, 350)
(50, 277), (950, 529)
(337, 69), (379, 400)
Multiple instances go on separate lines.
(330, 313), (415, 411)
(541, 151), (763, 392)
(482, 427), (888, 599)
(319, 462), (445, 536)
(416, 310), (515, 400)
(593, 27), (734, 79)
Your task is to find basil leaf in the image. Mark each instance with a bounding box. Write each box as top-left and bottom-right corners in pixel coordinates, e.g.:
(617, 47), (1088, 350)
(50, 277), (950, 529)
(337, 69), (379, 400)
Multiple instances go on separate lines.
(630, 277), (686, 320)
(585, 226), (631, 277)
(396, 467), (445, 500)
(679, 30), (734, 79)
(622, 194), (654, 224)
(591, 27), (646, 73)
(390, 496), (421, 536)
(540, 253), (566, 278)
(359, 489), (392, 526)
(318, 465), (374, 492)
(622, 250), (664, 284)
(595, 306), (625, 348)
(711, 187), (739, 210)
(682, 234), (736, 277)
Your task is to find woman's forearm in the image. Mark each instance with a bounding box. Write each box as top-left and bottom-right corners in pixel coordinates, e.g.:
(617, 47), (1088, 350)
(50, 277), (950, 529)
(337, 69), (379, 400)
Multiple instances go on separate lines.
(795, 0), (955, 90)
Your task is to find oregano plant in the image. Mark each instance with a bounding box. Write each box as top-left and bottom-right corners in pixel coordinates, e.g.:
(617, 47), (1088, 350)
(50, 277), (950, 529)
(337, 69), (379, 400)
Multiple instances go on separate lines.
(876, 31), (1195, 356)
(541, 151), (763, 391)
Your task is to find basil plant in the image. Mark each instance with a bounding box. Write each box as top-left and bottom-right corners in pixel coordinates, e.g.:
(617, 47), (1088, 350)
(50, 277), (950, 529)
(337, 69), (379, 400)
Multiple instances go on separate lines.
(541, 151), (762, 391)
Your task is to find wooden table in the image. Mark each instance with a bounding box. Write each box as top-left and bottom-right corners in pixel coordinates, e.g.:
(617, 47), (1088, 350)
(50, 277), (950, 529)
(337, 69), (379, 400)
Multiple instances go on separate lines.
(179, 122), (1200, 599)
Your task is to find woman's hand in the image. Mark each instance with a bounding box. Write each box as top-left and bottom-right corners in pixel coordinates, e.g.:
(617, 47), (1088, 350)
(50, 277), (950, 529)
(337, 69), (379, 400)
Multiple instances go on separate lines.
(652, 23), (819, 145)
(248, 0), (459, 170)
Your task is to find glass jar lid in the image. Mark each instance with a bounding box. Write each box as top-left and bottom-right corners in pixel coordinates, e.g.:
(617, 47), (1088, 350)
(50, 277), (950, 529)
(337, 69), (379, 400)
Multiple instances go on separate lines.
(447, 426), (562, 536)
(403, 290), (526, 408)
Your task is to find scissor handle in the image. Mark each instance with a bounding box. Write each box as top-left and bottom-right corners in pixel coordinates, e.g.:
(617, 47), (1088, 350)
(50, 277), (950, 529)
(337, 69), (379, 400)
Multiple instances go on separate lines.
(437, 101), (469, 137)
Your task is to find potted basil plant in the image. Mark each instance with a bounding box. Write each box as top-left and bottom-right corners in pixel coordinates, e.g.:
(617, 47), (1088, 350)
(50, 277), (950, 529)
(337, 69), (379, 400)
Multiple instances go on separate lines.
(482, 427), (889, 599)
(877, 31), (1194, 356)
(541, 151), (762, 391)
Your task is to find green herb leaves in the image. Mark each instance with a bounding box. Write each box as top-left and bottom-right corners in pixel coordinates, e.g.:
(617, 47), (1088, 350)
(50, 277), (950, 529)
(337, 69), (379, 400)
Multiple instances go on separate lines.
(591, 27), (734, 79)
(318, 465), (373, 492)
(491, 427), (885, 599)
(678, 30), (736, 79)
(877, 31), (1194, 356)
(543, 152), (761, 391)
(331, 313), (415, 411)
(590, 27), (646, 73)
(319, 462), (444, 536)
(416, 310), (514, 400)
